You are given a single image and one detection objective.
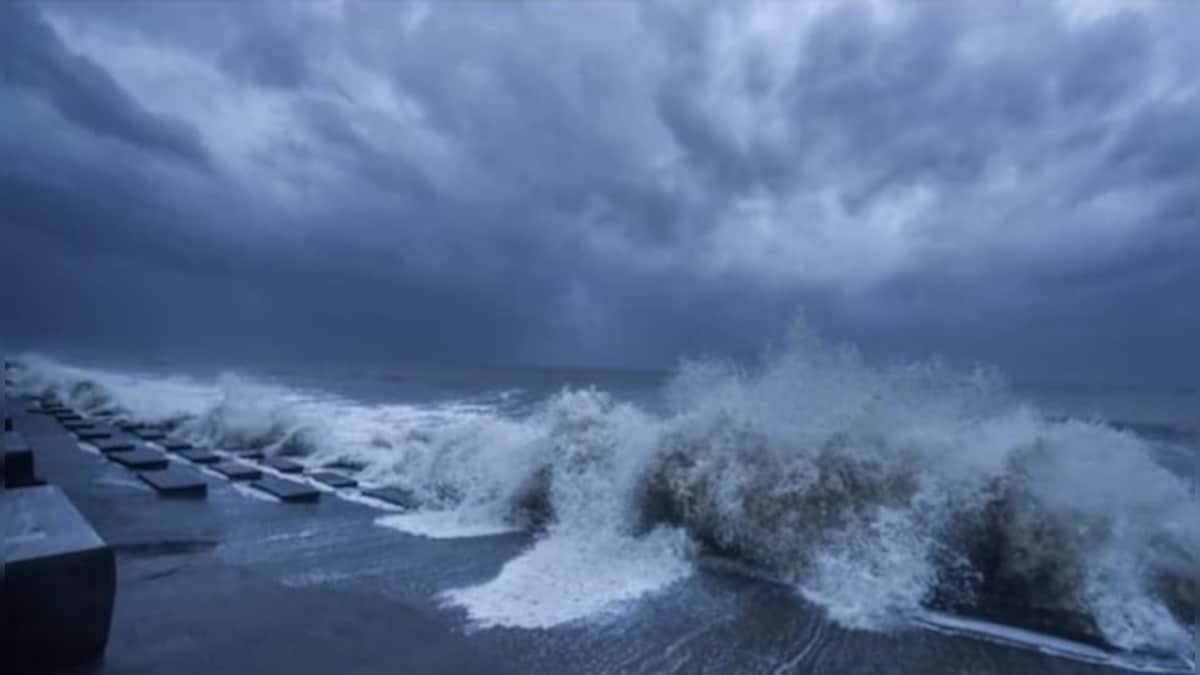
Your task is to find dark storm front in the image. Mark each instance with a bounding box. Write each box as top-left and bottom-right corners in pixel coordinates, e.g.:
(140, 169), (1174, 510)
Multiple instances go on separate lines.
(6, 345), (1198, 673)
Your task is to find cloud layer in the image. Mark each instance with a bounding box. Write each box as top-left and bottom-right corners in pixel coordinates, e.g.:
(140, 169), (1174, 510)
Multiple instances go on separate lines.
(1, 1), (1197, 381)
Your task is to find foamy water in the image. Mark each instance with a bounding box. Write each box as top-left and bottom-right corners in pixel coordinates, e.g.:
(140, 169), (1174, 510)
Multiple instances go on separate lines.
(9, 329), (1198, 659)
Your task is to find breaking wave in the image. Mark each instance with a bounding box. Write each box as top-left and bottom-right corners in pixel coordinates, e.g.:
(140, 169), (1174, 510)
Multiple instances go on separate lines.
(9, 326), (1197, 658)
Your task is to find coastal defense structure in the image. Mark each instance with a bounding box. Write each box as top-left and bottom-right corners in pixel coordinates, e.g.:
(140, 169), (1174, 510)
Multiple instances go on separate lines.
(3, 361), (117, 671)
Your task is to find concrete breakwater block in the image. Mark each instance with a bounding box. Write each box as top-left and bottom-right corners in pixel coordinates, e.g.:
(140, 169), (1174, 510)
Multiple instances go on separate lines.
(361, 487), (419, 510)
(5, 450), (38, 487)
(310, 471), (357, 488)
(77, 428), (114, 441)
(4, 431), (39, 487)
(93, 438), (137, 454)
(157, 438), (192, 451)
(212, 461), (262, 481)
(251, 476), (320, 503)
(262, 457), (304, 474)
(138, 467), (208, 498)
(135, 428), (167, 441)
(178, 448), (221, 465)
(4, 485), (116, 670)
(109, 448), (169, 471)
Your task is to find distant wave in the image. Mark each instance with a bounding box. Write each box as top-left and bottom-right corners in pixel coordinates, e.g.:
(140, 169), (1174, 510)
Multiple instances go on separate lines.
(10, 327), (1197, 659)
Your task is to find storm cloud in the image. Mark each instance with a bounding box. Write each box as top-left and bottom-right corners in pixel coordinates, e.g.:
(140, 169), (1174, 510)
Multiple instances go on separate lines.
(1, 1), (1197, 382)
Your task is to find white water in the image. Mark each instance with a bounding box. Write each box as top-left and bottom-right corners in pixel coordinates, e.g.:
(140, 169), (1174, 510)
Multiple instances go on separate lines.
(9, 329), (1197, 656)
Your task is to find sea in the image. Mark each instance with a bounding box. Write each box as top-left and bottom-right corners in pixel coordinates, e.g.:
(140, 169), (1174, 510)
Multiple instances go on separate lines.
(5, 330), (1197, 674)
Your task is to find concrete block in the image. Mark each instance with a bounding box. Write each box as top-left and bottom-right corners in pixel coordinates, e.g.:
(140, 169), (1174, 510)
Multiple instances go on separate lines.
(137, 467), (208, 498)
(135, 428), (167, 441)
(178, 448), (221, 465)
(109, 447), (169, 471)
(310, 471), (357, 488)
(93, 438), (137, 454)
(77, 428), (114, 441)
(157, 438), (193, 451)
(235, 449), (265, 460)
(4, 433), (40, 487)
(212, 461), (262, 481)
(5, 448), (38, 487)
(62, 420), (96, 431)
(262, 457), (304, 474)
(361, 487), (419, 509)
(251, 476), (320, 503)
(4, 485), (115, 669)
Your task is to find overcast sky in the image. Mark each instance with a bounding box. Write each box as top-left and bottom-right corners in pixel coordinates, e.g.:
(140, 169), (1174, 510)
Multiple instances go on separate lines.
(1, 1), (1197, 383)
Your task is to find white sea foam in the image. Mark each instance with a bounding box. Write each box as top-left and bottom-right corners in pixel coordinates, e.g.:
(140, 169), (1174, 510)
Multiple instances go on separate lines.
(441, 529), (692, 629)
(375, 510), (520, 539)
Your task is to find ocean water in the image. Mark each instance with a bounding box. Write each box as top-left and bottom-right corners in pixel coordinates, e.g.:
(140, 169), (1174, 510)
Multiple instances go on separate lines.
(6, 329), (1197, 671)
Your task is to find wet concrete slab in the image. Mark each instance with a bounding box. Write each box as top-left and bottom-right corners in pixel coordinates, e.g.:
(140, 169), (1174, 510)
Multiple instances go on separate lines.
(109, 447), (169, 471)
(138, 467), (209, 498)
(93, 438), (138, 454)
(6, 400), (505, 675)
(310, 471), (358, 488)
(178, 448), (221, 464)
(212, 461), (262, 481)
(262, 457), (304, 474)
(252, 476), (321, 503)
(77, 428), (115, 441)
(361, 487), (420, 509)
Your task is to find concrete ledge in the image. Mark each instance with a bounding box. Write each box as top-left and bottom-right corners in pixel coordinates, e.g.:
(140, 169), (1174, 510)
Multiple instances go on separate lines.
(251, 476), (320, 503)
(4, 485), (115, 670)
(138, 467), (209, 498)
(262, 457), (304, 474)
(178, 448), (221, 465)
(311, 471), (358, 488)
(212, 461), (262, 481)
(109, 447), (169, 471)
(361, 487), (419, 509)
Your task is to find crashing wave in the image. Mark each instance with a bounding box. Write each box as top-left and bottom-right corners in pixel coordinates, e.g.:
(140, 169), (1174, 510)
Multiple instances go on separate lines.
(8, 327), (1197, 657)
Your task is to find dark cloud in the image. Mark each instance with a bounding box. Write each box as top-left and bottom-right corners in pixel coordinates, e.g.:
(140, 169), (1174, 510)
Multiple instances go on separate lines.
(220, 26), (311, 90)
(0, 1), (1197, 383)
(0, 3), (208, 165)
